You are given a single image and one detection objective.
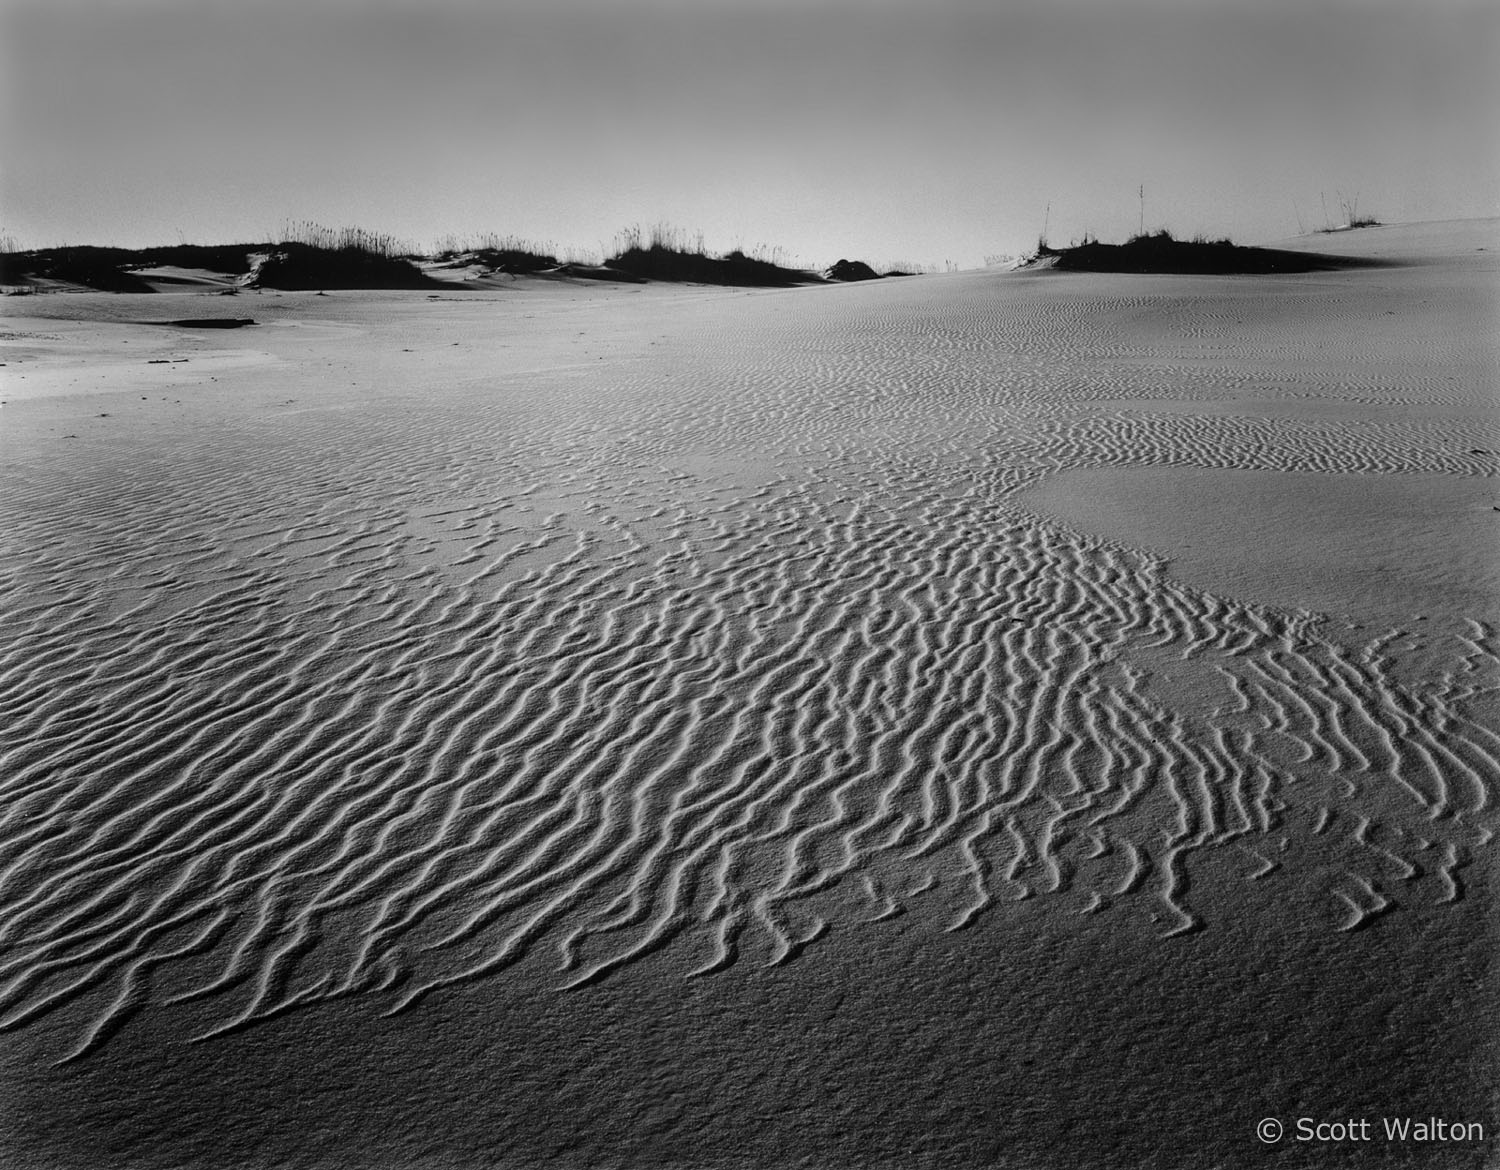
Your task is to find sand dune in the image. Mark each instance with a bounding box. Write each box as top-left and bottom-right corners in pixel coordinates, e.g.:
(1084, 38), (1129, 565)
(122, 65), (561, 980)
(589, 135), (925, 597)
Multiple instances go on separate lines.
(1, 220), (1496, 1168)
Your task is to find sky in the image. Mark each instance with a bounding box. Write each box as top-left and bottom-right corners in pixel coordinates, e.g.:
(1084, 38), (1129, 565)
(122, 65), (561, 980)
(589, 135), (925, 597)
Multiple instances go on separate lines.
(3, 0), (1497, 268)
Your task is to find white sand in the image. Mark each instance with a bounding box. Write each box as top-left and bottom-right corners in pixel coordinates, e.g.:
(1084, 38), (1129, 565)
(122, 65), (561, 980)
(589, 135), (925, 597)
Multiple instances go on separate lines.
(1, 220), (1496, 1169)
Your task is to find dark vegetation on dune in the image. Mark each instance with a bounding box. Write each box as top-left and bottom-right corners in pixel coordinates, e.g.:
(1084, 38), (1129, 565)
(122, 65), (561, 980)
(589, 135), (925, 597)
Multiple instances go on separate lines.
(1315, 191), (1381, 233)
(1, 222), (436, 292)
(242, 244), (437, 290)
(1029, 228), (1386, 275)
(605, 245), (812, 286)
(0, 221), (908, 292)
(1317, 216), (1382, 234)
(0, 241), (434, 292)
(822, 259), (918, 281)
(598, 234), (911, 287)
(600, 224), (816, 287)
(0, 238), (818, 292)
(1, 245), (170, 292)
(824, 259), (881, 282)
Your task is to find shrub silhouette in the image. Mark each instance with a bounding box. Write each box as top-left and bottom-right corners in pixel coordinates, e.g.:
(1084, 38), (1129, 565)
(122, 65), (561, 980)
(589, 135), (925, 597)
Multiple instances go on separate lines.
(604, 223), (812, 286)
(1033, 228), (1386, 275)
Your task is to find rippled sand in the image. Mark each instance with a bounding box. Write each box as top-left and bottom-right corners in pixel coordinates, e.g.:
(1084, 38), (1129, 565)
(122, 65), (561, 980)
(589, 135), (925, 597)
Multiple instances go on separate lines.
(2, 221), (1497, 1169)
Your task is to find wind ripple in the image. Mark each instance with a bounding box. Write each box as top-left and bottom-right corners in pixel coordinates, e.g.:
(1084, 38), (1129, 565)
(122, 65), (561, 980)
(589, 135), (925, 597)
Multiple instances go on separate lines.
(2, 274), (1494, 1060)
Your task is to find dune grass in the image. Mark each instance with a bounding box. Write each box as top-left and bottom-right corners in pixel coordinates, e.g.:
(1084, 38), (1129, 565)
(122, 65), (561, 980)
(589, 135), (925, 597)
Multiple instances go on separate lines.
(278, 220), (411, 259)
(822, 258), (926, 281)
(1318, 216), (1381, 233)
(603, 222), (815, 287)
(1317, 192), (1380, 233)
(245, 245), (436, 290)
(0, 224), (439, 292)
(1, 219), (915, 291)
(823, 259), (881, 282)
(251, 221), (435, 289)
(1029, 227), (1385, 275)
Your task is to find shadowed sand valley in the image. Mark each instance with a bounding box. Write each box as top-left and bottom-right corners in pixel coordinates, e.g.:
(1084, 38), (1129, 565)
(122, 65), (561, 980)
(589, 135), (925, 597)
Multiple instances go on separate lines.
(1, 219), (1497, 1169)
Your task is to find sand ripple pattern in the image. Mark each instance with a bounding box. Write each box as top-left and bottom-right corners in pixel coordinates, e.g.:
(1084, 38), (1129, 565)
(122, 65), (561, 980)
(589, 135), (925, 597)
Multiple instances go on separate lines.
(2, 274), (1495, 1060)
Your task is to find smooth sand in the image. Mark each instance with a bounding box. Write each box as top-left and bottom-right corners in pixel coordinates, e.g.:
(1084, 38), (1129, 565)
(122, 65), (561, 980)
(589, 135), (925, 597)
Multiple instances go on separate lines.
(1, 220), (1496, 1169)
(1023, 467), (1499, 629)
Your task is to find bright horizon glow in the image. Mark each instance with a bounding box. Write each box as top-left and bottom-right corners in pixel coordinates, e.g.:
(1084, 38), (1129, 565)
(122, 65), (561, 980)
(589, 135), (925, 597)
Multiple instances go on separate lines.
(3, 0), (1497, 268)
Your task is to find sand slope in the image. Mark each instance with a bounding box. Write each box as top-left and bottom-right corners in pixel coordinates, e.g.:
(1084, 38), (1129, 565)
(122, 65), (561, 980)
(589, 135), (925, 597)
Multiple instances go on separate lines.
(1, 221), (1496, 1168)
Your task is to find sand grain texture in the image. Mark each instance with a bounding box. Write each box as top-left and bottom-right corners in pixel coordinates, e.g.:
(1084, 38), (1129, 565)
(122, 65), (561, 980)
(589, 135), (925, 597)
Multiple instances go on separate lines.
(1, 221), (1496, 1169)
